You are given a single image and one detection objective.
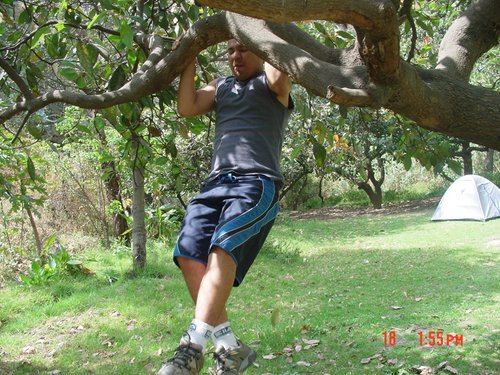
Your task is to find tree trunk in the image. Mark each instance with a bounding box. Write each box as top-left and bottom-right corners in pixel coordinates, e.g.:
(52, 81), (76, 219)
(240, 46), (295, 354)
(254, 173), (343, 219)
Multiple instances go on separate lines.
(26, 207), (42, 256)
(318, 172), (325, 207)
(131, 142), (147, 271)
(461, 142), (473, 175)
(102, 160), (130, 240)
(94, 120), (130, 242)
(357, 182), (382, 209)
(484, 149), (494, 173)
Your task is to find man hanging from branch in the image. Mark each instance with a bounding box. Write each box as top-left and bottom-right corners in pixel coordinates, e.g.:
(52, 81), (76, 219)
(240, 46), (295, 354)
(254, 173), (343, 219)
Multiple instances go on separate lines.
(157, 39), (293, 375)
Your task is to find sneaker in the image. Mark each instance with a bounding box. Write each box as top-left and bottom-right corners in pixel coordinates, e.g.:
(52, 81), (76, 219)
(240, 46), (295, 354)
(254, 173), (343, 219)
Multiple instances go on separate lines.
(157, 335), (204, 375)
(212, 340), (256, 374)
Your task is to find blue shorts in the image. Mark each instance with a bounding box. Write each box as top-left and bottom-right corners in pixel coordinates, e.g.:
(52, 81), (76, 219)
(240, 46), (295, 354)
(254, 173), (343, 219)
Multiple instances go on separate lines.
(173, 173), (280, 286)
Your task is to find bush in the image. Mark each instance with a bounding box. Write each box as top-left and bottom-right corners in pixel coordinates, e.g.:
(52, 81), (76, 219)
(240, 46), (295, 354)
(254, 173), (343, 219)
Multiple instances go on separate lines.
(19, 234), (90, 286)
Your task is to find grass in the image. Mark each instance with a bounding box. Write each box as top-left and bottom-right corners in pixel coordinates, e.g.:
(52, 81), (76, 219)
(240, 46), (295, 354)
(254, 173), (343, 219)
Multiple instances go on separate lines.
(0, 206), (499, 374)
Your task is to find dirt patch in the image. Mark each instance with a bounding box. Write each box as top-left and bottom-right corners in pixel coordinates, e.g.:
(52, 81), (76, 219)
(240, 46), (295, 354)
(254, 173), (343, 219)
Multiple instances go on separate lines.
(6, 308), (101, 364)
(288, 197), (440, 221)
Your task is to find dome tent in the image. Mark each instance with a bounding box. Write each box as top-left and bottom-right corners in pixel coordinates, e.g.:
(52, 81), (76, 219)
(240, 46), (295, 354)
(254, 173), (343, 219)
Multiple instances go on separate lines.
(431, 175), (500, 222)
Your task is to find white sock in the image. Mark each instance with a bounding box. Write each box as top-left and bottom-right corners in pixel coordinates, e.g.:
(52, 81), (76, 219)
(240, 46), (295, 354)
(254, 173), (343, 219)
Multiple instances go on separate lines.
(212, 321), (238, 349)
(186, 318), (214, 350)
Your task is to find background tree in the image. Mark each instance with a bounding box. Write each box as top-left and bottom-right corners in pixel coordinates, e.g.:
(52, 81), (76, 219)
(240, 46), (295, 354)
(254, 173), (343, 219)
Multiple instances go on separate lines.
(1, 0), (498, 268)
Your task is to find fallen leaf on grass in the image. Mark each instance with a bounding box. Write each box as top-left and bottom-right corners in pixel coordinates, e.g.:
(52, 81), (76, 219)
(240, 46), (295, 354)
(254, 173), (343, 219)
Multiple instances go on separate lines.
(262, 353), (277, 360)
(437, 361), (459, 375)
(296, 360), (311, 367)
(302, 338), (320, 347)
(299, 324), (311, 334)
(282, 346), (294, 356)
(22, 345), (36, 355)
(270, 308), (280, 328)
(92, 351), (116, 359)
(361, 353), (384, 365)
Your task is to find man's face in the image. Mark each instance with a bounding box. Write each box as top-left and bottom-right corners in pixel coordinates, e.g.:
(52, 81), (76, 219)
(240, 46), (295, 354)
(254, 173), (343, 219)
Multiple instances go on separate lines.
(227, 40), (264, 80)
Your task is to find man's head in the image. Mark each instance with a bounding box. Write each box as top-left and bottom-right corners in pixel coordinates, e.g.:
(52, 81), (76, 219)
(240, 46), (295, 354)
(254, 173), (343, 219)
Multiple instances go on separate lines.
(227, 39), (264, 81)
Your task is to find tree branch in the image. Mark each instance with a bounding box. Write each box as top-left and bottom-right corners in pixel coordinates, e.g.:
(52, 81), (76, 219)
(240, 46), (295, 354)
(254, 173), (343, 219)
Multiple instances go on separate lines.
(0, 13), (230, 124)
(225, 12), (391, 107)
(436, 0), (500, 80)
(0, 57), (34, 100)
(200, 0), (401, 82)
(398, 0), (417, 62)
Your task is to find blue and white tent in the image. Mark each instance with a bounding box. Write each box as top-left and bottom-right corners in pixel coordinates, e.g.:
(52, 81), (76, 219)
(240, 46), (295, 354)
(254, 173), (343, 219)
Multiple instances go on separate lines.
(431, 175), (500, 222)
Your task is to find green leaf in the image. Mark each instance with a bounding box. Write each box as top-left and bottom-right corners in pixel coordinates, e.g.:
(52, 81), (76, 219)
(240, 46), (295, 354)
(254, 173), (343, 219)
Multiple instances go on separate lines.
(403, 156), (412, 170)
(48, 257), (57, 269)
(336, 30), (354, 40)
(447, 159), (462, 175)
(94, 117), (106, 131)
(107, 65), (127, 91)
(27, 157), (36, 181)
(44, 233), (57, 253)
(54, 20), (66, 32)
(77, 42), (98, 74)
(270, 308), (280, 328)
(19, 274), (32, 285)
(314, 22), (327, 35)
(77, 123), (92, 134)
(119, 22), (134, 48)
(87, 12), (105, 29)
(30, 26), (49, 49)
(18, 9), (30, 24)
(339, 105), (348, 119)
(31, 260), (40, 273)
(59, 62), (79, 81)
(313, 142), (327, 167)
(290, 144), (303, 160)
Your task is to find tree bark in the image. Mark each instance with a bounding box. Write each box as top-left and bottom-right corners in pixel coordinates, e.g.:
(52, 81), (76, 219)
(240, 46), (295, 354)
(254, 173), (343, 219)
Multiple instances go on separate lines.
(94, 123), (130, 242)
(131, 136), (147, 271)
(484, 149), (494, 173)
(460, 142), (474, 175)
(26, 207), (42, 256)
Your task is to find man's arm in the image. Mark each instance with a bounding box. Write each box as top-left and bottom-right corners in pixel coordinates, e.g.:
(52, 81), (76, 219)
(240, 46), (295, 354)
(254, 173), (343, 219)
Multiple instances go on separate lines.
(177, 60), (217, 118)
(264, 62), (292, 108)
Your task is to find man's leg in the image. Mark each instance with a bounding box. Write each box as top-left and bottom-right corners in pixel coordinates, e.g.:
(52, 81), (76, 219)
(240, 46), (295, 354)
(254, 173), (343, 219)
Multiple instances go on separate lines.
(194, 246), (235, 326)
(157, 253), (234, 375)
(177, 256), (229, 324)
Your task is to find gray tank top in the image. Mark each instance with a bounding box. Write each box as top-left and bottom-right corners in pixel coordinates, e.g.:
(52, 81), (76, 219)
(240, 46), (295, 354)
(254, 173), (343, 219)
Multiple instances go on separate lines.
(206, 72), (293, 183)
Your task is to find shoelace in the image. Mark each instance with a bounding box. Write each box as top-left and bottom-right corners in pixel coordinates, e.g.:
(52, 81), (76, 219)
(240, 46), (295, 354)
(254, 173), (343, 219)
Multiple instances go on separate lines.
(213, 348), (239, 374)
(169, 344), (200, 368)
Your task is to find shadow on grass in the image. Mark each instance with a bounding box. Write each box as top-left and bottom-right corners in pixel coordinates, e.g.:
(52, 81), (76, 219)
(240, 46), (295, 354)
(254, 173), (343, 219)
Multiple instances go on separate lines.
(0, 360), (49, 375)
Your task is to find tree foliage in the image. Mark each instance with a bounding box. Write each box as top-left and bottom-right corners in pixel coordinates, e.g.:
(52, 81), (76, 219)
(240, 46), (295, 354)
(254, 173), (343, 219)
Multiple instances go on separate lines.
(0, 0), (498, 149)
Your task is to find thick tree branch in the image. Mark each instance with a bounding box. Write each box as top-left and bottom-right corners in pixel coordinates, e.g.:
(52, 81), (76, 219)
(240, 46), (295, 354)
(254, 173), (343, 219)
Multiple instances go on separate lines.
(387, 62), (500, 150)
(266, 22), (362, 67)
(225, 12), (391, 107)
(200, 0), (401, 82)
(436, 0), (500, 80)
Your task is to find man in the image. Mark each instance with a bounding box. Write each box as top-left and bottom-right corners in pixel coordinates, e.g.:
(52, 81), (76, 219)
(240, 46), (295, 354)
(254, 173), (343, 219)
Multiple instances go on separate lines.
(158, 39), (293, 375)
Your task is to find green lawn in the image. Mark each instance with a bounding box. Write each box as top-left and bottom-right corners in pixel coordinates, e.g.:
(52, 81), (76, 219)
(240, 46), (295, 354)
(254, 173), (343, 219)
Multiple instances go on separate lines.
(0, 206), (499, 374)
